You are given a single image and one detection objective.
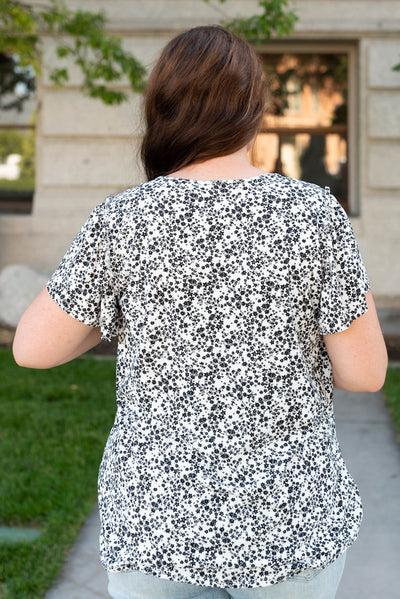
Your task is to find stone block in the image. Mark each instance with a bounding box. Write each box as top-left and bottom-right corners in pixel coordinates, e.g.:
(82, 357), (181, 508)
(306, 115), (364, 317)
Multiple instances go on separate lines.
(362, 196), (400, 296)
(40, 138), (143, 187)
(295, 1), (400, 32)
(33, 187), (119, 217)
(368, 41), (400, 88)
(368, 92), (400, 138)
(368, 143), (400, 188)
(41, 89), (143, 136)
(37, 1), (400, 33)
(122, 36), (174, 72)
(0, 214), (86, 273)
(40, 0), (252, 32)
(0, 264), (48, 328)
(0, 213), (85, 237)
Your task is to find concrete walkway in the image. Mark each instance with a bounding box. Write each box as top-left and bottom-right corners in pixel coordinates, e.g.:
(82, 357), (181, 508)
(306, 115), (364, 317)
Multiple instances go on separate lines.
(44, 386), (400, 599)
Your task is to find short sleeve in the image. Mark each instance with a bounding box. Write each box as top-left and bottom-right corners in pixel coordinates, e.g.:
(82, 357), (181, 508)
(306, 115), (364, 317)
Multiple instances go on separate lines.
(318, 188), (370, 335)
(47, 197), (119, 342)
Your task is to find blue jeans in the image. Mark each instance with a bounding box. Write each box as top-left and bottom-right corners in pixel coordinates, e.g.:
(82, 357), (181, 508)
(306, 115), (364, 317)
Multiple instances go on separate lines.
(107, 551), (347, 599)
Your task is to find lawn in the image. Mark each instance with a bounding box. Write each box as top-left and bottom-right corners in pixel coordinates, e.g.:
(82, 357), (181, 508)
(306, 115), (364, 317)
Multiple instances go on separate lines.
(0, 349), (116, 599)
(383, 364), (400, 438)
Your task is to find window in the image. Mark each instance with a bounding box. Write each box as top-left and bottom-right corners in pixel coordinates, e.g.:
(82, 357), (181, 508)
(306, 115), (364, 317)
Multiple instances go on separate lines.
(251, 44), (358, 214)
(0, 54), (36, 214)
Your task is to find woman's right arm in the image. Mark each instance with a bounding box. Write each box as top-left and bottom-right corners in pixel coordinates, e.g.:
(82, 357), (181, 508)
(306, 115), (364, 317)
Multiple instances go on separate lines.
(323, 290), (388, 392)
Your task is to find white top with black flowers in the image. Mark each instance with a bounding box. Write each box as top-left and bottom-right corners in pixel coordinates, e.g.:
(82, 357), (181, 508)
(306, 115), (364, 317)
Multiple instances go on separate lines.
(47, 173), (370, 588)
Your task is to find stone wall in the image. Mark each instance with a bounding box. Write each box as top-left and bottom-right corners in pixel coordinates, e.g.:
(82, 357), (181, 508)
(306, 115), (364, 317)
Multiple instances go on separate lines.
(1, 0), (399, 305)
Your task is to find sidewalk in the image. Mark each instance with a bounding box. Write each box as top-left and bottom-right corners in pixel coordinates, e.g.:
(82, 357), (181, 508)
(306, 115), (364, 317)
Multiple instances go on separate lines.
(44, 385), (400, 599)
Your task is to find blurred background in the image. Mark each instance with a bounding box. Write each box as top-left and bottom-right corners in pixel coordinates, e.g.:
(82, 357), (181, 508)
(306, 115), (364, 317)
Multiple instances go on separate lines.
(0, 2), (399, 599)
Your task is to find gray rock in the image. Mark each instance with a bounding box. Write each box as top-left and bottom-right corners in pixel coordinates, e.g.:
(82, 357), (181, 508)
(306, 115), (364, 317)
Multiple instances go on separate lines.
(0, 265), (48, 328)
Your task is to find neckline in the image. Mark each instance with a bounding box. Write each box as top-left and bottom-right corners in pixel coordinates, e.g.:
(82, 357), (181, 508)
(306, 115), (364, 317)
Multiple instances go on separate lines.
(159, 173), (274, 184)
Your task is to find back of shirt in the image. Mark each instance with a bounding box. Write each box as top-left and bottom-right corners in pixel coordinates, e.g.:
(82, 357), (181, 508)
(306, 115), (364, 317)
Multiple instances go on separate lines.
(47, 173), (370, 587)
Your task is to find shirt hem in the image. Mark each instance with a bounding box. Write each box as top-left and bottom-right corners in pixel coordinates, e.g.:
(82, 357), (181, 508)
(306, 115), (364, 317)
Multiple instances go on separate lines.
(100, 541), (355, 589)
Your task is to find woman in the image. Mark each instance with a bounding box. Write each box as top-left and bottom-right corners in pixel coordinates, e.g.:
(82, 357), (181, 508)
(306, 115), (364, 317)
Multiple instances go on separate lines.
(13, 25), (387, 599)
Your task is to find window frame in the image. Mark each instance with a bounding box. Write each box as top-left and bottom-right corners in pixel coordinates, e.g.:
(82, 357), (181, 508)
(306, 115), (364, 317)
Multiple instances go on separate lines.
(255, 41), (359, 216)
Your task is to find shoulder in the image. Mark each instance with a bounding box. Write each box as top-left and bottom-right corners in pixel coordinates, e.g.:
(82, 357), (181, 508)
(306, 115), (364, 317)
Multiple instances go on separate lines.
(269, 173), (325, 200)
(104, 177), (165, 212)
(91, 178), (167, 229)
(264, 174), (329, 224)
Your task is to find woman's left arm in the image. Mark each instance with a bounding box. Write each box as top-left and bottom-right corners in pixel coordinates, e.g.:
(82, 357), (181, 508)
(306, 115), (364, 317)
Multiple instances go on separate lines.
(13, 287), (101, 369)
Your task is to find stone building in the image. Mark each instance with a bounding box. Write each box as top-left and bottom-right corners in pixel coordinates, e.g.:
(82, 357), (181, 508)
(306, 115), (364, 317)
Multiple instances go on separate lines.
(0, 0), (399, 306)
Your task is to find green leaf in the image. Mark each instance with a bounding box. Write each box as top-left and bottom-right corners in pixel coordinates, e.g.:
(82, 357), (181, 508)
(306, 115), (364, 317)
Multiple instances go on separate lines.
(49, 68), (69, 85)
(1, 0), (147, 107)
(222, 0), (298, 43)
(55, 46), (71, 58)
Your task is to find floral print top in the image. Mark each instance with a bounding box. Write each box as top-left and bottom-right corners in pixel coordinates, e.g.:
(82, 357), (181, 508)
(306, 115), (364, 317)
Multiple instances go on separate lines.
(47, 173), (370, 588)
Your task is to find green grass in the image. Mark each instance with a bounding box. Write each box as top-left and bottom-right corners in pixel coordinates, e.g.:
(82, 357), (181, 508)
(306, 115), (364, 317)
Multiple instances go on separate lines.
(0, 349), (116, 599)
(0, 178), (34, 192)
(383, 364), (400, 438)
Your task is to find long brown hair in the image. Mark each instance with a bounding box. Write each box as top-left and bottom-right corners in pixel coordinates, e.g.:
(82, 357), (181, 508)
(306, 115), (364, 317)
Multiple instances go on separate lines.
(140, 25), (267, 180)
